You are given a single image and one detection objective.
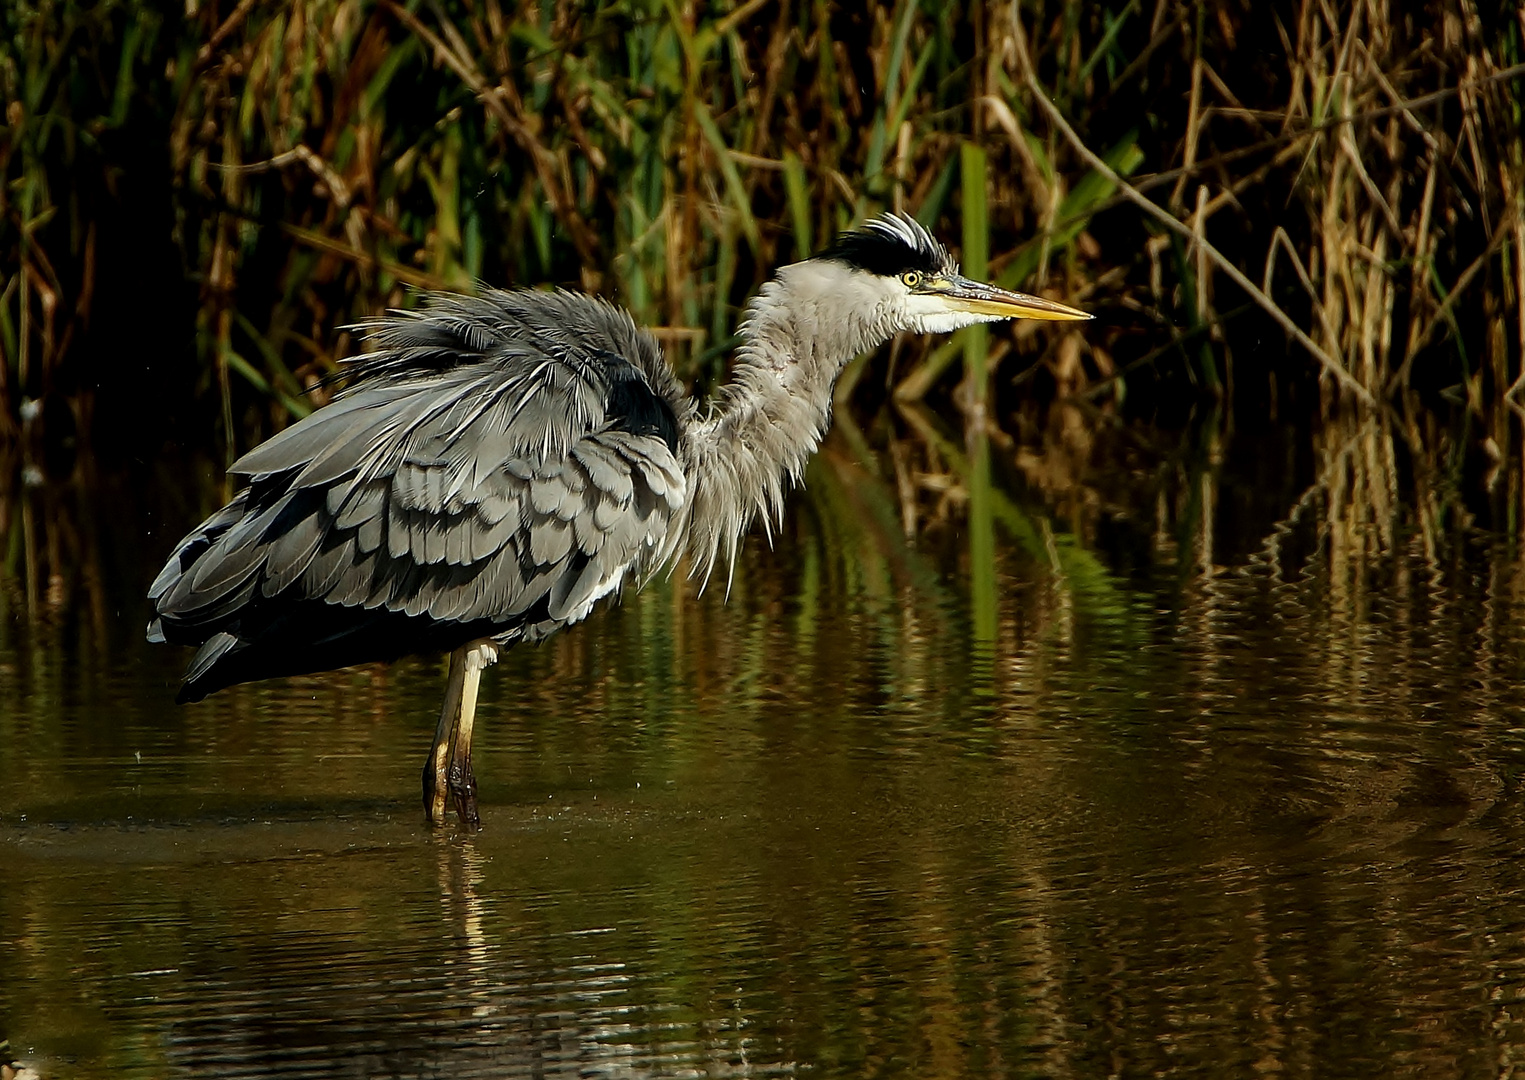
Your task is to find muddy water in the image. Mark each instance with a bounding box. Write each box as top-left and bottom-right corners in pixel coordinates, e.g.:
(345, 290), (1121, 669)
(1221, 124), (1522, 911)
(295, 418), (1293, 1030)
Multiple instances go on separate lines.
(3, 427), (1525, 1079)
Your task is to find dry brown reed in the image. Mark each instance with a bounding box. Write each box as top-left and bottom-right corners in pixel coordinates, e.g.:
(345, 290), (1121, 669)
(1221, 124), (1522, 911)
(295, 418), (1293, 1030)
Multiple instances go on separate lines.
(1, 0), (1521, 554)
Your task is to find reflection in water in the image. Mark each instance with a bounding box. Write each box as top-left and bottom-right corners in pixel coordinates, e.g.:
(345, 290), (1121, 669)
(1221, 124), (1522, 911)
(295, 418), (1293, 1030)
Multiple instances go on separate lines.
(2, 408), (1525, 1078)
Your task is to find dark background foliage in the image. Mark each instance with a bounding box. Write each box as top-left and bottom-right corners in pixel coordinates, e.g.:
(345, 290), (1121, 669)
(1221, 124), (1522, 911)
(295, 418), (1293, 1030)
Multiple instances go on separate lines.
(1, 0), (1521, 464)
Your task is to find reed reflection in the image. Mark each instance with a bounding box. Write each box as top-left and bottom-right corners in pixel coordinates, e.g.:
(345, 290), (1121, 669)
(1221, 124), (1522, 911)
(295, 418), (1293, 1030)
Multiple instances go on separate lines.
(2, 405), (1524, 1077)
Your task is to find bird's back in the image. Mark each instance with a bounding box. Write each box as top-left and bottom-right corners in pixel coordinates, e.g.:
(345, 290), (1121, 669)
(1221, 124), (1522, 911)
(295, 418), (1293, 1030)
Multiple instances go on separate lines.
(150, 289), (693, 701)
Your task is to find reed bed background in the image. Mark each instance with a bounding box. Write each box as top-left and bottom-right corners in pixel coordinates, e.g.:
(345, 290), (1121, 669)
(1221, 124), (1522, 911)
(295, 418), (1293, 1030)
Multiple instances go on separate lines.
(1, 0), (1523, 564)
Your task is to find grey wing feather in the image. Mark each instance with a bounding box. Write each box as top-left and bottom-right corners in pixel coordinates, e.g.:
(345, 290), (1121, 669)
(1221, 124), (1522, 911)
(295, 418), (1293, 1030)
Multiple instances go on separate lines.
(573, 443), (634, 503)
(528, 514), (573, 566)
(150, 287), (694, 671)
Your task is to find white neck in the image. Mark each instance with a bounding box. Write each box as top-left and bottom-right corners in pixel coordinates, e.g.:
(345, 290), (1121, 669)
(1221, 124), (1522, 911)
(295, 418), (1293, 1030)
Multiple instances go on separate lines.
(678, 262), (899, 586)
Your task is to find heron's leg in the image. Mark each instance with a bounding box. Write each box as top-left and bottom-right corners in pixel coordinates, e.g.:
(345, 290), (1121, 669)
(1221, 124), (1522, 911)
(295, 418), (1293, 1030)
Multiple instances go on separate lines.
(424, 647), (469, 826)
(446, 640), (499, 829)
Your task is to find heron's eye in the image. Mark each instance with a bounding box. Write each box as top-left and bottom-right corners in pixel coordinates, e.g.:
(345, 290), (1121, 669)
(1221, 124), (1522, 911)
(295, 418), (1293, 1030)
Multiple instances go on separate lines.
(901, 271), (923, 289)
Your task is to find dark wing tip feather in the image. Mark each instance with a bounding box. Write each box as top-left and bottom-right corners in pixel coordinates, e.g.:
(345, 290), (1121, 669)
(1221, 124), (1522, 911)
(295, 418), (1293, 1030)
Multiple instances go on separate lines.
(177, 631), (243, 702)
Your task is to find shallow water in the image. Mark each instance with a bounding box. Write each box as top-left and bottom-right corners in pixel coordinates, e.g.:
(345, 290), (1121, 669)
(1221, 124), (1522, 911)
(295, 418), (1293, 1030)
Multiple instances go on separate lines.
(3, 421), (1525, 1079)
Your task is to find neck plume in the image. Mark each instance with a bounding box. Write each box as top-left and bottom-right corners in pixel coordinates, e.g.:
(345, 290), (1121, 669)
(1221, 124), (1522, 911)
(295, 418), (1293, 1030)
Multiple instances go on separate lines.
(678, 260), (895, 587)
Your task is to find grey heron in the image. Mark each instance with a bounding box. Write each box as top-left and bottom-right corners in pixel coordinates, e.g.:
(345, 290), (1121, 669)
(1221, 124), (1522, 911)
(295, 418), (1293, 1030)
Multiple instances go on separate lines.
(147, 212), (1090, 827)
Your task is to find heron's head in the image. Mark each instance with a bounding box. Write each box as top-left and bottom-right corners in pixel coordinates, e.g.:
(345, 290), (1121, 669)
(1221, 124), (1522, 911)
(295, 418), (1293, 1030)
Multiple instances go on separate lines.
(809, 212), (1091, 336)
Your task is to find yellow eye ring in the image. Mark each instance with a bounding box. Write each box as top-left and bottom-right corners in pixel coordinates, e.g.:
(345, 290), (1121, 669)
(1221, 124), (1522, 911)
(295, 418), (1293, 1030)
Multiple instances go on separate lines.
(901, 271), (922, 289)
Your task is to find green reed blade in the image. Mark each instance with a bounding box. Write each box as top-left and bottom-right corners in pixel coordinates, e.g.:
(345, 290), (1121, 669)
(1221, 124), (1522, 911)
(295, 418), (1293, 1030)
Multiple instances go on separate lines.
(109, 18), (146, 128)
(1077, 0), (1140, 90)
(711, 224), (737, 369)
(692, 99), (761, 255)
(915, 155), (959, 229)
(865, 37), (934, 186)
(783, 151), (813, 259)
(998, 134), (1143, 290)
(893, 336), (962, 403)
(225, 346), (309, 421)
(233, 312), (312, 418)
(967, 426), (998, 647)
(961, 141), (989, 401)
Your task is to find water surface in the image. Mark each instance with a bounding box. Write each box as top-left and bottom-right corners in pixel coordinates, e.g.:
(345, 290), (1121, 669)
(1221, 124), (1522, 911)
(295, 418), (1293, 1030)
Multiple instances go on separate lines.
(3, 417), (1524, 1078)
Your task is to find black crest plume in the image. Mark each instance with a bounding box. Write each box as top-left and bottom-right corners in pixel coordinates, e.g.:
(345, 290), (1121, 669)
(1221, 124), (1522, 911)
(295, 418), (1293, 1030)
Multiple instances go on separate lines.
(818, 212), (956, 277)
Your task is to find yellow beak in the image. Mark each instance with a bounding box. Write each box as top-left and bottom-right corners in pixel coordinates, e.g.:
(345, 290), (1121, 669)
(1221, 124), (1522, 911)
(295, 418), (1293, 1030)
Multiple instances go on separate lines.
(939, 276), (1092, 322)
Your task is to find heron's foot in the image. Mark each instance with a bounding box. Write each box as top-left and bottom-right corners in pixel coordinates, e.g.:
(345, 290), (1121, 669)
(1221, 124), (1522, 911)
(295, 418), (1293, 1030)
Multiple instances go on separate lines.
(448, 760), (481, 830)
(423, 755), (450, 827)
